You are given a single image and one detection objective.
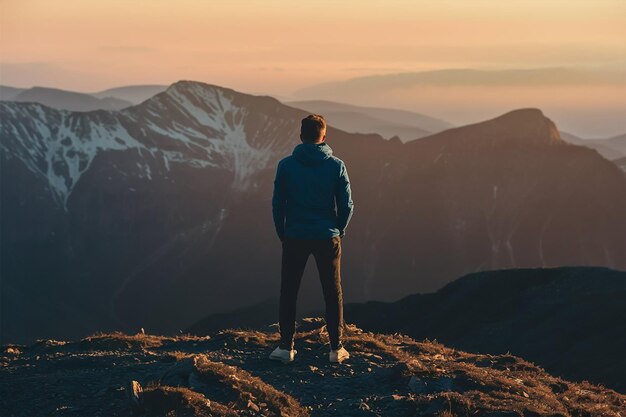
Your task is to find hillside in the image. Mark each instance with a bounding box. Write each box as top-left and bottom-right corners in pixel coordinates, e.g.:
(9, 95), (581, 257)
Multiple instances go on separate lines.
(342, 266), (626, 393)
(1, 318), (624, 417)
(560, 131), (626, 163)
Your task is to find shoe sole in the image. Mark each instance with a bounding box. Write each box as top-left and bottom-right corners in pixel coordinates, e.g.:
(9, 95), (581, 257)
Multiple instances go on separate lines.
(269, 350), (297, 364)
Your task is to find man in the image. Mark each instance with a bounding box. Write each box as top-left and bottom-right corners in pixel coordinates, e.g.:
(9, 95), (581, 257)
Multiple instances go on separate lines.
(269, 114), (354, 364)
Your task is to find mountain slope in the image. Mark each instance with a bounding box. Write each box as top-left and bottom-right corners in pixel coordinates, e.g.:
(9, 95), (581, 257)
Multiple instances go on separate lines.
(1, 318), (624, 416)
(2, 80), (626, 344)
(342, 266), (626, 393)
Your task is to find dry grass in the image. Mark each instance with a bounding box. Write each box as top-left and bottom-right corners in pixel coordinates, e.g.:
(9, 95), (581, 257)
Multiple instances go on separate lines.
(343, 329), (626, 416)
(193, 355), (309, 417)
(3, 319), (624, 417)
(140, 385), (239, 417)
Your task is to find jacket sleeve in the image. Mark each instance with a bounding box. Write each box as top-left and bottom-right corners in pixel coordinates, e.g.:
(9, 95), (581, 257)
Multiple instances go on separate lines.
(272, 161), (286, 241)
(335, 162), (354, 238)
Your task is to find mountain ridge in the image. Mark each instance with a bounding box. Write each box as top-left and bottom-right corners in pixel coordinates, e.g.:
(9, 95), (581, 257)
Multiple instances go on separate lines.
(2, 318), (624, 416)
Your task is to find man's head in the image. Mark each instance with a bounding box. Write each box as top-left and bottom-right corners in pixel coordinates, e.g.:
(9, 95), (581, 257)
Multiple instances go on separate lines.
(300, 114), (327, 144)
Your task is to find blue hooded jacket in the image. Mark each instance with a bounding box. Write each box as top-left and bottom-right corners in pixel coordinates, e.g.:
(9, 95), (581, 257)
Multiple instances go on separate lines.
(272, 142), (354, 240)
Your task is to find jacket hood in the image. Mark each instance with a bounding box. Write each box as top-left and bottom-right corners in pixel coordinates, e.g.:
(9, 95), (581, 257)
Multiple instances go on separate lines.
(292, 142), (333, 166)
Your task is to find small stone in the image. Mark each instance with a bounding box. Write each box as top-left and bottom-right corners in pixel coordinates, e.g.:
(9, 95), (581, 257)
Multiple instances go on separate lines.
(127, 380), (143, 411)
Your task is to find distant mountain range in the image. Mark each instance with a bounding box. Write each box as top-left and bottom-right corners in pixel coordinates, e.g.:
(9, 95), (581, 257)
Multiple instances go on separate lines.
(294, 67), (626, 97)
(2, 80), (626, 345)
(90, 84), (169, 104)
(0, 84), (170, 111)
(560, 132), (626, 163)
(188, 266), (626, 393)
(291, 67), (626, 138)
(3, 82), (624, 152)
(1, 86), (133, 111)
(286, 100), (454, 141)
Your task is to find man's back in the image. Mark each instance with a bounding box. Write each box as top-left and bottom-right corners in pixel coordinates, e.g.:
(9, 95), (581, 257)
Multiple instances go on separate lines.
(269, 114), (353, 362)
(272, 142), (354, 240)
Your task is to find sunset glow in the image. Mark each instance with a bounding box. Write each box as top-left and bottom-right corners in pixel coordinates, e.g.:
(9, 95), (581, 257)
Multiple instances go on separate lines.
(2, 0), (624, 94)
(1, 0), (625, 136)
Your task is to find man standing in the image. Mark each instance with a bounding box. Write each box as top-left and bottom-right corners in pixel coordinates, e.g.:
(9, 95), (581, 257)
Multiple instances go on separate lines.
(269, 114), (354, 364)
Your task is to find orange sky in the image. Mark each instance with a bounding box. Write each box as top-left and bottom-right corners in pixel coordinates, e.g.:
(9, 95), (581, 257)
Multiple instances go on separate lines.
(1, 0), (625, 95)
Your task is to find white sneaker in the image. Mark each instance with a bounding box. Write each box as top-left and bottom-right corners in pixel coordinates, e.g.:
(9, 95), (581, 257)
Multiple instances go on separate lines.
(329, 346), (350, 363)
(269, 346), (297, 364)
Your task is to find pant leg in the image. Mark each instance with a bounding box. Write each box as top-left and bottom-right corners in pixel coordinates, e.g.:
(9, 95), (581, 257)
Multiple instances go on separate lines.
(312, 236), (344, 350)
(279, 238), (310, 349)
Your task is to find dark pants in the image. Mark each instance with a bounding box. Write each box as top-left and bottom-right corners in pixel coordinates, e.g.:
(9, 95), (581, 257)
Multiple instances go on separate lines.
(279, 236), (344, 350)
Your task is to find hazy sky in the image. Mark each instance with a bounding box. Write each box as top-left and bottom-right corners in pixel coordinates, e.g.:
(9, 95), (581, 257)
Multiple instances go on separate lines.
(1, 0), (625, 95)
(1, 0), (625, 136)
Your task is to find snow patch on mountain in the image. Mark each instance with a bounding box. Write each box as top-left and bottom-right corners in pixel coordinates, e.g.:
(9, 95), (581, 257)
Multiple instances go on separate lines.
(1, 82), (287, 209)
(161, 83), (275, 190)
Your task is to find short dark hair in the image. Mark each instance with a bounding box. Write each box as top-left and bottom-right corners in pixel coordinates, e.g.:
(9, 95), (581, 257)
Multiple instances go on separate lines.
(300, 114), (326, 143)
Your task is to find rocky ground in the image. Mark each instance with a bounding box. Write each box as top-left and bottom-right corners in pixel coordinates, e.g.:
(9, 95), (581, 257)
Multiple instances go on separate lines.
(1, 318), (624, 417)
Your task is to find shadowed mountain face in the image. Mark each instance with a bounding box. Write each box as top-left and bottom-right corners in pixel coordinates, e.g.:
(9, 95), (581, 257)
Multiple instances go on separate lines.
(341, 266), (626, 394)
(2, 80), (626, 344)
(2, 319), (625, 416)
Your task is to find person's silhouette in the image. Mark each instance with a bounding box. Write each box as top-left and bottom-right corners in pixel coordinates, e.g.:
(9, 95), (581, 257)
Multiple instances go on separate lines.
(270, 114), (354, 363)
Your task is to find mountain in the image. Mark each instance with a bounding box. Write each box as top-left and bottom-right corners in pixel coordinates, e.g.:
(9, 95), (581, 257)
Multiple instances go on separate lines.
(91, 84), (169, 104)
(560, 131), (626, 162)
(286, 100), (453, 141)
(341, 266), (626, 394)
(614, 157), (626, 171)
(292, 67), (626, 138)
(8, 86), (133, 111)
(588, 133), (626, 160)
(2, 318), (624, 416)
(294, 68), (626, 98)
(2, 80), (626, 344)
(0, 85), (26, 101)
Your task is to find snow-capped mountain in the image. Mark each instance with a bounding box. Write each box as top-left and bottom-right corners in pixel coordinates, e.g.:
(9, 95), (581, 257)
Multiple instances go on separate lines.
(2, 80), (626, 344)
(1, 81), (298, 207)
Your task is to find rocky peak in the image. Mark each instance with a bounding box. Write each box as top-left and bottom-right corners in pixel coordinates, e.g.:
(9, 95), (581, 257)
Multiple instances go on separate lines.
(412, 107), (564, 149)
